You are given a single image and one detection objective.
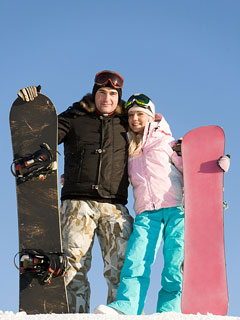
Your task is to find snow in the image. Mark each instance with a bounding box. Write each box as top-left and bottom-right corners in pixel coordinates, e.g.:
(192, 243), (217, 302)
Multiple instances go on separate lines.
(0, 311), (239, 320)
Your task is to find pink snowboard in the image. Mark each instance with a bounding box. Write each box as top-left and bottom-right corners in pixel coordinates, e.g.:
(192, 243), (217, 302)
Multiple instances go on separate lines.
(181, 126), (228, 315)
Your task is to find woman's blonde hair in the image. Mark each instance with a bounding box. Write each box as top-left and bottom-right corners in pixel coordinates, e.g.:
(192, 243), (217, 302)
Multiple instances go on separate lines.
(128, 130), (143, 157)
(128, 115), (154, 157)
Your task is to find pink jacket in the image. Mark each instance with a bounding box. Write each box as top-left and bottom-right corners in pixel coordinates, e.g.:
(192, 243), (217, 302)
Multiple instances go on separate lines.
(128, 114), (183, 215)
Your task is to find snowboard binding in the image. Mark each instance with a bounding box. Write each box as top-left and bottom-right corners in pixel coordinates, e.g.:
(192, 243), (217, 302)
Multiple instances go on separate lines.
(14, 249), (68, 284)
(11, 143), (57, 184)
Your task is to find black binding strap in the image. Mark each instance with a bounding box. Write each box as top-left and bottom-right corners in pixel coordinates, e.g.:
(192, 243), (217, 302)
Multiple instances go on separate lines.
(14, 249), (67, 284)
(11, 143), (55, 183)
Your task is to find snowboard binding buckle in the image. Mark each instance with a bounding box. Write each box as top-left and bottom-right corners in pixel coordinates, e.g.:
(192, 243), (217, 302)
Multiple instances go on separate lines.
(11, 143), (56, 184)
(14, 249), (68, 284)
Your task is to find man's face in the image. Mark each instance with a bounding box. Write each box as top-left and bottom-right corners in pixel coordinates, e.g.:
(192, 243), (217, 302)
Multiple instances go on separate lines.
(95, 87), (119, 114)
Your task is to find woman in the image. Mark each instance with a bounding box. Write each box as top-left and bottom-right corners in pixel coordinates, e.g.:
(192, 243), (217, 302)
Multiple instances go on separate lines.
(94, 94), (229, 315)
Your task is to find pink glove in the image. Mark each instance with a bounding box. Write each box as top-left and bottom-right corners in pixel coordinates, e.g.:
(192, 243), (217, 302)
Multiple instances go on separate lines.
(217, 155), (230, 173)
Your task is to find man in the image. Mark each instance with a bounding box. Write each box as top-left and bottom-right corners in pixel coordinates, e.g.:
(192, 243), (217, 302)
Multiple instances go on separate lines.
(17, 71), (133, 313)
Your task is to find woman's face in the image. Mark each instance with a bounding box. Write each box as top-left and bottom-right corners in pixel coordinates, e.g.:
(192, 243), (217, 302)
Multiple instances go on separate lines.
(128, 110), (152, 134)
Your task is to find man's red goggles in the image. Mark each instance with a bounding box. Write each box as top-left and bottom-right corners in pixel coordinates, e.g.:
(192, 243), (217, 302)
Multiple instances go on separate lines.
(94, 70), (124, 89)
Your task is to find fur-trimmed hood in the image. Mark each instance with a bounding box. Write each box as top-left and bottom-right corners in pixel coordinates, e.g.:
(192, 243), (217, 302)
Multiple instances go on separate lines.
(69, 93), (127, 116)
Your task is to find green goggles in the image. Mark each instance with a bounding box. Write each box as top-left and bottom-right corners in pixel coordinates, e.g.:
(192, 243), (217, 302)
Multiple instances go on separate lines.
(125, 94), (151, 109)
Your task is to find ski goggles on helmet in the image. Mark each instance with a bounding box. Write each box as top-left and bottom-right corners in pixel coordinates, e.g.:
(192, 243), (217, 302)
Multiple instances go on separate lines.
(94, 70), (124, 89)
(125, 94), (152, 111)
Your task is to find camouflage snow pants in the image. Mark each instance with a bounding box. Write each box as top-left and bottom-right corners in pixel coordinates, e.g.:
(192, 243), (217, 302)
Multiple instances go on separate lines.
(60, 200), (133, 313)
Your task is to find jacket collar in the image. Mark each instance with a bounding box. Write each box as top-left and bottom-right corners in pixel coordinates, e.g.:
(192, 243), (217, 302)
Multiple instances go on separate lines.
(142, 114), (172, 146)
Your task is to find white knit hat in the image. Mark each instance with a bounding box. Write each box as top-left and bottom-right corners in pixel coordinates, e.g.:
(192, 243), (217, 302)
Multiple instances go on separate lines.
(128, 100), (155, 119)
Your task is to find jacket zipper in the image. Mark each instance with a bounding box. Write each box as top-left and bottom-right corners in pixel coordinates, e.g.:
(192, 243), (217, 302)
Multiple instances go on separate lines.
(142, 126), (156, 210)
(94, 116), (105, 189)
(142, 150), (156, 210)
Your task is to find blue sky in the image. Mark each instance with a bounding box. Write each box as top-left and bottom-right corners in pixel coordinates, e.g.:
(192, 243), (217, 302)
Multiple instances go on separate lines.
(1, 0), (239, 316)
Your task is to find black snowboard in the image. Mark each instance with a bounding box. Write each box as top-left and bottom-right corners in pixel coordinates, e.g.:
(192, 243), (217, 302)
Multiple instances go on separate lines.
(10, 93), (69, 314)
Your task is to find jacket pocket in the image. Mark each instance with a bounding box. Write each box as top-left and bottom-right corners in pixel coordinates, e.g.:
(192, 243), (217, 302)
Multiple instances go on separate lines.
(64, 148), (85, 183)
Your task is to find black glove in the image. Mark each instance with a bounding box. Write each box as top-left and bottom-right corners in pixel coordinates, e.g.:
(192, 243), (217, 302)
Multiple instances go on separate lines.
(172, 138), (183, 156)
(17, 85), (41, 102)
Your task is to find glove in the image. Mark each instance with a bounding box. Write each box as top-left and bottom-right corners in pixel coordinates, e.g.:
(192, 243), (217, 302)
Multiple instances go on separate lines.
(217, 154), (231, 173)
(17, 85), (41, 102)
(172, 138), (183, 156)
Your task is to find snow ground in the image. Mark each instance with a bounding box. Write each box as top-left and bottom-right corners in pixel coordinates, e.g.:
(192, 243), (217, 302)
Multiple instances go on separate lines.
(0, 311), (239, 320)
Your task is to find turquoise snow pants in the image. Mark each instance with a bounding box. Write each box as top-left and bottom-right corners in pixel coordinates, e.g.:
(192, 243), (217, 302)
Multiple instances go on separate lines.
(108, 206), (184, 315)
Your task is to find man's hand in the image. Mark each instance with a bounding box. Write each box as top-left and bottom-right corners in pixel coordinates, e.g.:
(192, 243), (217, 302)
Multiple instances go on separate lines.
(172, 138), (183, 156)
(17, 85), (41, 102)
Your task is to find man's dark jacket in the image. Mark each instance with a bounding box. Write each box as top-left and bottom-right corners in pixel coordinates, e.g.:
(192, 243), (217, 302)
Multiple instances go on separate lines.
(58, 94), (129, 205)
